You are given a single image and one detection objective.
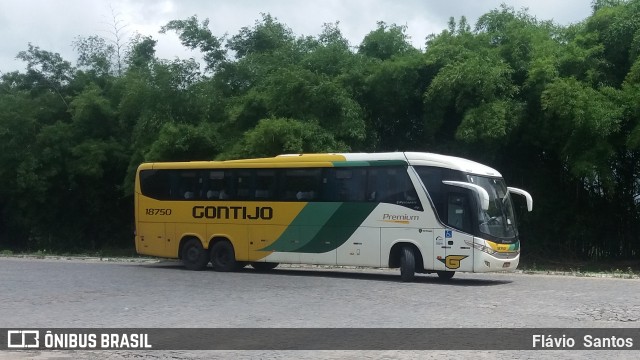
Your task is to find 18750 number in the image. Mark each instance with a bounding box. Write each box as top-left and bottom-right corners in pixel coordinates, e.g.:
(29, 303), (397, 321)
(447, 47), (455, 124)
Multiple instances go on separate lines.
(145, 208), (172, 216)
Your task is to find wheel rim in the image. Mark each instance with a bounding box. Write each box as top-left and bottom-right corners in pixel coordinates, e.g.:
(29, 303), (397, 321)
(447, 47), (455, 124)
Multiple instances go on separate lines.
(186, 245), (199, 262)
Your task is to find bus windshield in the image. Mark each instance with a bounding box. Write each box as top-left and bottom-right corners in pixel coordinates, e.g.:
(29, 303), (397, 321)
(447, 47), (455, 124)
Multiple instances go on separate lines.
(467, 175), (517, 240)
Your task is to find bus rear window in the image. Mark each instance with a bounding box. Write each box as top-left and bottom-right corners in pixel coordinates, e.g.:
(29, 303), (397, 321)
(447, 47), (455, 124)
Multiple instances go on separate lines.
(139, 170), (172, 200)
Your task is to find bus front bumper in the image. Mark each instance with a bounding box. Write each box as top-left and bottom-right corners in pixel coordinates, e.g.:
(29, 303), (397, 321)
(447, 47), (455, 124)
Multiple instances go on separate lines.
(473, 249), (520, 272)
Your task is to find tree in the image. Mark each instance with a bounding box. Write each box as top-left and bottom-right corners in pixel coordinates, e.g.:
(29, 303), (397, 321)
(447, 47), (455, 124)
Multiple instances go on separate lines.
(358, 22), (417, 60)
(126, 35), (157, 70)
(361, 52), (431, 150)
(227, 14), (295, 59)
(73, 35), (116, 77)
(423, 45), (519, 154)
(2, 7), (639, 264)
(160, 15), (226, 73)
(15, 44), (75, 110)
(221, 118), (348, 159)
(145, 122), (220, 162)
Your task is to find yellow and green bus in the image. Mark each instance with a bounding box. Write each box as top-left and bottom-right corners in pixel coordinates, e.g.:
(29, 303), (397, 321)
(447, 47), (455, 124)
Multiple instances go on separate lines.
(134, 152), (532, 281)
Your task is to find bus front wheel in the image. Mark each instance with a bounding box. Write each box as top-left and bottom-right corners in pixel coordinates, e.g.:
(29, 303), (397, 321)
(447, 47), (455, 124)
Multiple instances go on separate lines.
(210, 241), (238, 272)
(400, 246), (416, 282)
(181, 238), (209, 271)
(437, 271), (455, 280)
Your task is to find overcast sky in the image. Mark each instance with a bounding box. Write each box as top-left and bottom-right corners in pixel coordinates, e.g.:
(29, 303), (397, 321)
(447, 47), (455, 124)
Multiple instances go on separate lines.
(0, 0), (593, 73)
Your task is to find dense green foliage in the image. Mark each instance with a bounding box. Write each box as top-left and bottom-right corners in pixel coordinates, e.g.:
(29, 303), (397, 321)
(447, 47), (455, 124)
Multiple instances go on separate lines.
(1, 3), (639, 263)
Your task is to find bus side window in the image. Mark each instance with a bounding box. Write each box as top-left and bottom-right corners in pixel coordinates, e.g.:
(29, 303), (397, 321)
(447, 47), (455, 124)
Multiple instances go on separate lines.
(415, 166), (469, 223)
(366, 170), (377, 201)
(205, 171), (225, 200)
(371, 167), (422, 211)
(414, 166), (444, 219)
(282, 169), (321, 201)
(255, 170), (276, 200)
(369, 168), (390, 201)
(343, 169), (366, 201)
(236, 170), (253, 200)
(323, 168), (366, 202)
(447, 192), (472, 233)
(140, 170), (172, 200)
(176, 171), (199, 200)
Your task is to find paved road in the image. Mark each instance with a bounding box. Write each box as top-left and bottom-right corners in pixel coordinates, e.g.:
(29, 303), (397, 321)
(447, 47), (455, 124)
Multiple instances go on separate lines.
(0, 257), (638, 359)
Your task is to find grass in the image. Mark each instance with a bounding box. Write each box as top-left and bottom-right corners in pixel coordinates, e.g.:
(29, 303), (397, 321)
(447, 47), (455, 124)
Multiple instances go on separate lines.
(518, 260), (640, 279)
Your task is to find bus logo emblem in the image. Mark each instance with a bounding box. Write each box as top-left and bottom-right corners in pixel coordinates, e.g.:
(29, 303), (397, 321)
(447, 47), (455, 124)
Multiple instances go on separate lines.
(437, 255), (468, 269)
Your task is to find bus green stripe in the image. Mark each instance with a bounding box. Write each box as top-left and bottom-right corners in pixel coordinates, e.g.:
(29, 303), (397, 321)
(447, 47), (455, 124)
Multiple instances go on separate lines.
(262, 202), (378, 253)
(261, 202), (341, 252)
(295, 202), (378, 253)
(332, 161), (370, 167)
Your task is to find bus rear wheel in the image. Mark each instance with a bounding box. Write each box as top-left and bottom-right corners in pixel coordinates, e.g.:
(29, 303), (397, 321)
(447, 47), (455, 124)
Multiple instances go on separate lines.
(251, 262), (279, 271)
(210, 240), (238, 272)
(437, 271), (455, 280)
(181, 238), (209, 271)
(400, 246), (416, 282)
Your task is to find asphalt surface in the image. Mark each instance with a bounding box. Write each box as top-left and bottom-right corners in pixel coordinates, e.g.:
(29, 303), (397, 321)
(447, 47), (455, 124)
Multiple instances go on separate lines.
(0, 256), (638, 359)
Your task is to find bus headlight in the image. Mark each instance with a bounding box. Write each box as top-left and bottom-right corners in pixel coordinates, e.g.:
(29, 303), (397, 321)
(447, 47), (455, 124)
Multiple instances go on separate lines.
(464, 239), (497, 255)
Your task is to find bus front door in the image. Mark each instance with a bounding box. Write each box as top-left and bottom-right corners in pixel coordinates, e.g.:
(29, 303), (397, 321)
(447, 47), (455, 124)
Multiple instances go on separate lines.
(434, 229), (473, 272)
(433, 191), (475, 272)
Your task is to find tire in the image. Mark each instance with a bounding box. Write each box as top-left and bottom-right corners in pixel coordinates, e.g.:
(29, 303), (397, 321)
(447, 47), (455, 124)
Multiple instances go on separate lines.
(210, 240), (238, 272)
(181, 238), (209, 271)
(400, 246), (416, 282)
(251, 262), (279, 271)
(437, 271), (455, 280)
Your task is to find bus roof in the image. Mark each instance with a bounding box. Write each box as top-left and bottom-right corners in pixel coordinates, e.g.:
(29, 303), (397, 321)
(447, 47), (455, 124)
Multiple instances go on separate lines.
(279, 152), (502, 176)
(402, 152), (501, 177)
(140, 152), (502, 177)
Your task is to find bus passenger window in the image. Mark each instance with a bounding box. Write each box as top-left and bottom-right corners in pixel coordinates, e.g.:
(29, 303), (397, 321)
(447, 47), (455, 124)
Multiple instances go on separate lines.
(323, 168), (366, 202)
(255, 170), (276, 200)
(236, 171), (253, 200)
(282, 169), (321, 201)
(368, 167), (422, 211)
(177, 171), (199, 200)
(205, 171), (225, 200)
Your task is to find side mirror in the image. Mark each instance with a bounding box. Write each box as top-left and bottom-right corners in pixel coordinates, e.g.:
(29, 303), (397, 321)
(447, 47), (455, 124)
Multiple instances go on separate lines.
(442, 180), (490, 211)
(508, 187), (533, 212)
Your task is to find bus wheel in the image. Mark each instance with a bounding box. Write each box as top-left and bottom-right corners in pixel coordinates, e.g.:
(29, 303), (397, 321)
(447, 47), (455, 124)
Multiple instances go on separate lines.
(400, 246), (416, 282)
(181, 238), (209, 271)
(210, 241), (237, 272)
(437, 271), (455, 280)
(251, 262), (279, 271)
